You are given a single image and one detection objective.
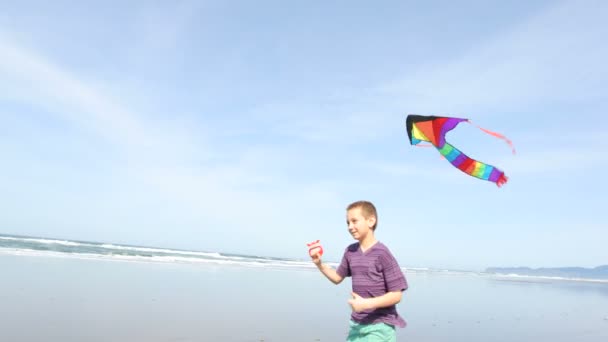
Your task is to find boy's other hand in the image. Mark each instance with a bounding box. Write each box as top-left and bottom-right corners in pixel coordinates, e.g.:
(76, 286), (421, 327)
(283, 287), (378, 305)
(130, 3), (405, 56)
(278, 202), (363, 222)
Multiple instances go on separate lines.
(348, 292), (370, 313)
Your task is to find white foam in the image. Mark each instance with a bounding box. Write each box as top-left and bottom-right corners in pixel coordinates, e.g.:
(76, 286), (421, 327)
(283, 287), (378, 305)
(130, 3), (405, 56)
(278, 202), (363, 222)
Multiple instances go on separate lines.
(408, 267), (430, 271)
(100, 244), (223, 258)
(0, 236), (84, 247)
(490, 272), (608, 284)
(0, 247), (317, 270)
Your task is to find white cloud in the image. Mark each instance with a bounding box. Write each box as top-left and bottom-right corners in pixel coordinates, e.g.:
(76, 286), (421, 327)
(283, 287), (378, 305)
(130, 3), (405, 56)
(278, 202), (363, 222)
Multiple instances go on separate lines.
(239, 1), (608, 147)
(127, 0), (205, 59)
(0, 29), (348, 256)
(376, 1), (608, 112)
(0, 32), (149, 147)
(501, 147), (607, 176)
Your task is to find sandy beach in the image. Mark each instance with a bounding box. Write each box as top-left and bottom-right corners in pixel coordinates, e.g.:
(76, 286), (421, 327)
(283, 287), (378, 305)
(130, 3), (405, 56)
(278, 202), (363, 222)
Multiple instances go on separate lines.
(1, 253), (607, 342)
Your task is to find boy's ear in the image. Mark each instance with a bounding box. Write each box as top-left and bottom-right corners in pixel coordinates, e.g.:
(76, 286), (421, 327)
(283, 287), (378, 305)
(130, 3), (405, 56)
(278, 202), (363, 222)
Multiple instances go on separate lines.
(367, 216), (377, 228)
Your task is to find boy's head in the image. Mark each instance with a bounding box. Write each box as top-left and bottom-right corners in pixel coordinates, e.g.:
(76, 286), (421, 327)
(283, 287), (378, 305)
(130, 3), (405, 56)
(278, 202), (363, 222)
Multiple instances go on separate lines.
(346, 200), (378, 231)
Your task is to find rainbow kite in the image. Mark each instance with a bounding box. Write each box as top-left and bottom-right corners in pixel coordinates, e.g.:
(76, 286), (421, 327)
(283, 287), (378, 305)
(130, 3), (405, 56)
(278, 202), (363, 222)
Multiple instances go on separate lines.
(405, 114), (515, 187)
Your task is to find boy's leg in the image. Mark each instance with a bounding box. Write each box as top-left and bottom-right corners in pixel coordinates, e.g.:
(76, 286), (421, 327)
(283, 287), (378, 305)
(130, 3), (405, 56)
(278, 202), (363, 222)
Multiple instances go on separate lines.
(346, 321), (396, 342)
(366, 323), (396, 342)
(346, 320), (362, 342)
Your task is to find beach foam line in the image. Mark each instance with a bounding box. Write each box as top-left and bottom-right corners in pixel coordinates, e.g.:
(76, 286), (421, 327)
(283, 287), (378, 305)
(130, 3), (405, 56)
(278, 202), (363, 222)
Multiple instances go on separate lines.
(99, 244), (225, 258)
(0, 247), (319, 270)
(0, 236), (86, 247)
(488, 272), (608, 284)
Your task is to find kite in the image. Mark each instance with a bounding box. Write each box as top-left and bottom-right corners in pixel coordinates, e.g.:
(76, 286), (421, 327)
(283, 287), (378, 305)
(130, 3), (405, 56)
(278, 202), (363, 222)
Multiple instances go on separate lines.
(405, 114), (515, 187)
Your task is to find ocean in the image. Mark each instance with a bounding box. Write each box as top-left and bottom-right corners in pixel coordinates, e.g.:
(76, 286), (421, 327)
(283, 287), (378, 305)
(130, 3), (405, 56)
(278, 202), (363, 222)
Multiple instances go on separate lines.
(1, 233), (607, 341)
(0, 234), (316, 270)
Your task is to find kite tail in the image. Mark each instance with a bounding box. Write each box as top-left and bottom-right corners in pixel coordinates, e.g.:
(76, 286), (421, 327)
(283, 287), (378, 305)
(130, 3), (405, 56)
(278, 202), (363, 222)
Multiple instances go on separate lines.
(467, 120), (516, 155)
(437, 142), (508, 187)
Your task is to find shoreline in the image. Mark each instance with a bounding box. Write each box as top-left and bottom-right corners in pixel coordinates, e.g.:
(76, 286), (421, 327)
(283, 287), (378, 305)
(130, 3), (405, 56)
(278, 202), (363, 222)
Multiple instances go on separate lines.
(3, 247), (608, 285)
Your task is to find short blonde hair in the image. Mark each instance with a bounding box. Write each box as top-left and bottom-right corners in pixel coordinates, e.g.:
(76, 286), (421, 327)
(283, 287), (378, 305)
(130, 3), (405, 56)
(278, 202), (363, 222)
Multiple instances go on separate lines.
(346, 200), (378, 230)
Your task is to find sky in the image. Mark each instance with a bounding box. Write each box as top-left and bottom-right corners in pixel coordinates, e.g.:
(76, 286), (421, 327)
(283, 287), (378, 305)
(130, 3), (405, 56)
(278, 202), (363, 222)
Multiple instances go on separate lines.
(1, 0), (606, 271)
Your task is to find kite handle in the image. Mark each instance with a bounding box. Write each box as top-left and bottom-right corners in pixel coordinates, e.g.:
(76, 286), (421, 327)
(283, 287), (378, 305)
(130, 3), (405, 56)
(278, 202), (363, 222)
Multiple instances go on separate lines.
(307, 240), (324, 257)
(467, 120), (516, 155)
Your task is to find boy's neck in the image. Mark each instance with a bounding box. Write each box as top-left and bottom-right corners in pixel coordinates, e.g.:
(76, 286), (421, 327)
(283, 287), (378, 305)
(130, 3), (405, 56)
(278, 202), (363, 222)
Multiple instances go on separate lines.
(359, 233), (377, 251)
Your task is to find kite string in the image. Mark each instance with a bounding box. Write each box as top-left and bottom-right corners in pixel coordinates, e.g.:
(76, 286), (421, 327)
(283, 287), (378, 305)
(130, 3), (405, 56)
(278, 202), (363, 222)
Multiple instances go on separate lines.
(467, 120), (517, 155)
(414, 143), (435, 148)
(414, 142), (447, 160)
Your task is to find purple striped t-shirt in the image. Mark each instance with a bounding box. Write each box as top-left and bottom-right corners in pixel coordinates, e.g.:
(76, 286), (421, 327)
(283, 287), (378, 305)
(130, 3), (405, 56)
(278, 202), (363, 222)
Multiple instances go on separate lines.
(336, 241), (408, 328)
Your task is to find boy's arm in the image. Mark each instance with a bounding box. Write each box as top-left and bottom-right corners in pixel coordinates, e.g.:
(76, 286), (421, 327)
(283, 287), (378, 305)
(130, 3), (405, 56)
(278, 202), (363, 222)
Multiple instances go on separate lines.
(349, 291), (403, 312)
(312, 252), (344, 284)
(316, 261), (344, 284)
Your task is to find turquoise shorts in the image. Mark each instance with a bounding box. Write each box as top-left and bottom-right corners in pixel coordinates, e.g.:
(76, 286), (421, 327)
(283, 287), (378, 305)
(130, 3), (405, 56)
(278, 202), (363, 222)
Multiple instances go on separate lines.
(346, 320), (396, 342)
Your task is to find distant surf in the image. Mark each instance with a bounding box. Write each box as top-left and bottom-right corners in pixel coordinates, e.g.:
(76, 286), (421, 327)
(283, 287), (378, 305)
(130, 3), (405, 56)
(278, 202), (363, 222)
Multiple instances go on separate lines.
(0, 234), (319, 270)
(2, 234), (607, 284)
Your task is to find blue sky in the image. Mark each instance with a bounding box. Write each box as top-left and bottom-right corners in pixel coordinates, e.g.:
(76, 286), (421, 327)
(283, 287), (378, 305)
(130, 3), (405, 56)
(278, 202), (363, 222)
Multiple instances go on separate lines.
(1, 0), (606, 271)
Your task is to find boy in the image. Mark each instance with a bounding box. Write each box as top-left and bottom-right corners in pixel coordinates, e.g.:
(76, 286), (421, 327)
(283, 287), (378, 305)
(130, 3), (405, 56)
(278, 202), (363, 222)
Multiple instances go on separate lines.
(311, 200), (408, 341)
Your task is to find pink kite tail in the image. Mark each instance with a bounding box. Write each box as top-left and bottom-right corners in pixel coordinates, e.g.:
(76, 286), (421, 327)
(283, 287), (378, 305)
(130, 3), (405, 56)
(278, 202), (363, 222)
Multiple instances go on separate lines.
(467, 120), (516, 155)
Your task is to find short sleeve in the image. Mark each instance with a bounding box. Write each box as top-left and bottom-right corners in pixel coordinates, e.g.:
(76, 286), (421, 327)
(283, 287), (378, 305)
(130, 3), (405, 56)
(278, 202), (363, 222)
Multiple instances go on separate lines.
(336, 248), (351, 278)
(380, 249), (408, 292)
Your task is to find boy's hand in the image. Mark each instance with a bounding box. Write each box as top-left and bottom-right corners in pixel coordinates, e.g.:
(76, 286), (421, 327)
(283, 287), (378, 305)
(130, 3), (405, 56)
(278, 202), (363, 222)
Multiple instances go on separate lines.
(348, 292), (370, 312)
(310, 250), (322, 266)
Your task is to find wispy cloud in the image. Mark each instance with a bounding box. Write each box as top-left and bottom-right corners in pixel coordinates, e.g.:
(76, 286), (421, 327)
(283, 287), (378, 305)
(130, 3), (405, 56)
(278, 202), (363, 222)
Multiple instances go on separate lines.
(501, 146), (608, 176)
(376, 1), (608, 112)
(495, 128), (608, 176)
(0, 32), (149, 147)
(240, 1), (608, 146)
(0, 29), (348, 255)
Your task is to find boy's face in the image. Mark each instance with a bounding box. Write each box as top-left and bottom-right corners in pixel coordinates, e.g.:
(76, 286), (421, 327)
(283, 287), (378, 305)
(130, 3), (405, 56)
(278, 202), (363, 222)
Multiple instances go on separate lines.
(346, 207), (376, 241)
